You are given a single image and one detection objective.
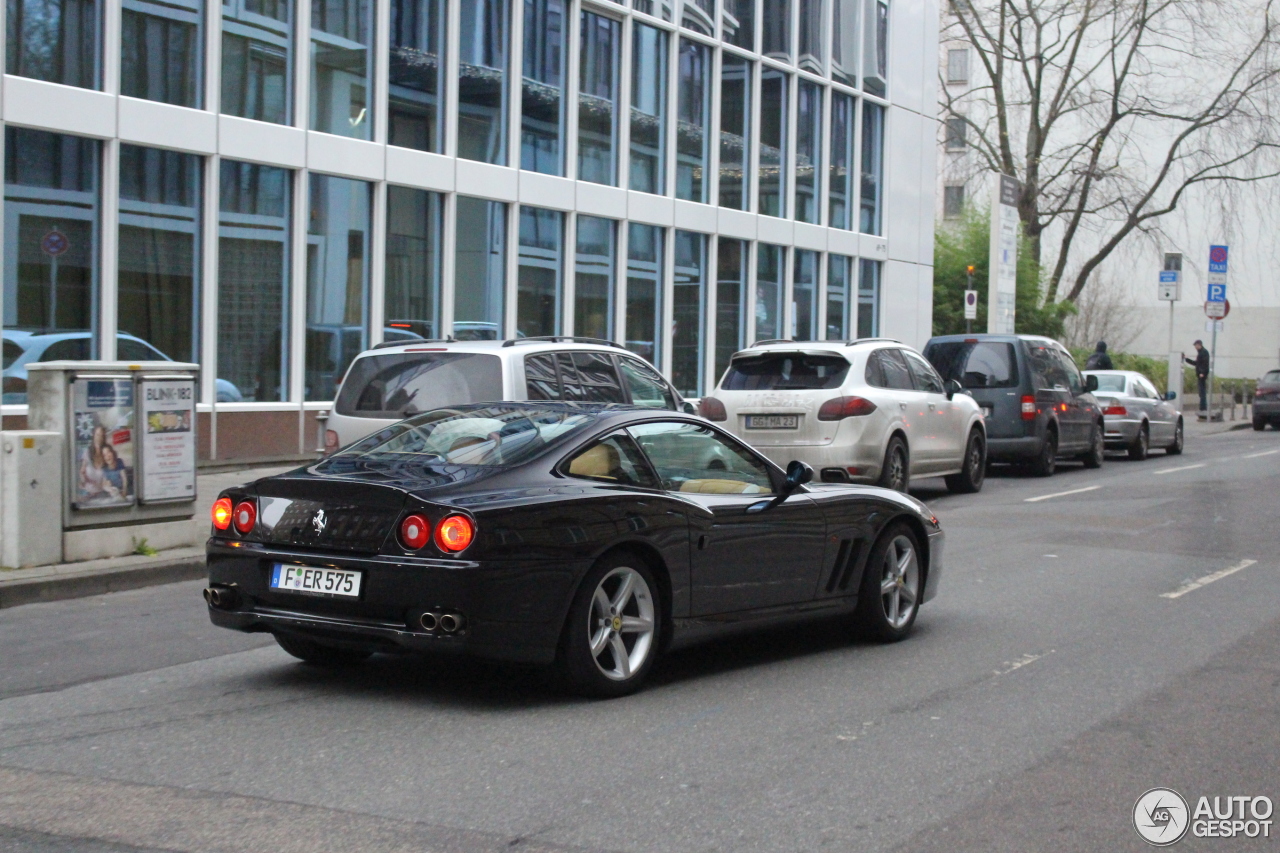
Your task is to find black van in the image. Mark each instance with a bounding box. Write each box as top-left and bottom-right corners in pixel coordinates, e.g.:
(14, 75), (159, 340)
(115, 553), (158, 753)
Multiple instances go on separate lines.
(923, 334), (1105, 476)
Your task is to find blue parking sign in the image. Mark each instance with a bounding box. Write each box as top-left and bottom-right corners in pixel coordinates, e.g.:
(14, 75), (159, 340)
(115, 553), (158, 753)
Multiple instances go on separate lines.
(1207, 283), (1227, 302)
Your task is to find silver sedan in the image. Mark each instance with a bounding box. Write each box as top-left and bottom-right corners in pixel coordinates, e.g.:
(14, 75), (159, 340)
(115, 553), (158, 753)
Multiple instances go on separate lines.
(1083, 370), (1184, 460)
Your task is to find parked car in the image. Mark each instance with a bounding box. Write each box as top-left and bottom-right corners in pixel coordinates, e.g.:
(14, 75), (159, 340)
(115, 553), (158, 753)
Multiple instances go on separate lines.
(698, 339), (987, 494)
(323, 337), (688, 452)
(1253, 369), (1280, 430)
(1083, 369), (1184, 458)
(3, 330), (242, 404)
(923, 334), (1105, 476)
(204, 402), (945, 696)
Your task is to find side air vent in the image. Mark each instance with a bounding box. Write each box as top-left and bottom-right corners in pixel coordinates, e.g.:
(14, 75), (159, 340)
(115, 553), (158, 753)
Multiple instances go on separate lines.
(826, 539), (852, 593)
(835, 539), (865, 592)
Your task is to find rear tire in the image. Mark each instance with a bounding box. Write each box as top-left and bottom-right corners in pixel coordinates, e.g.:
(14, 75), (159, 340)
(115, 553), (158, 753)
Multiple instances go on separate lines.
(1127, 424), (1149, 461)
(274, 633), (371, 667)
(1254, 415), (1267, 431)
(558, 552), (662, 698)
(852, 522), (923, 642)
(1028, 429), (1057, 477)
(1166, 419), (1184, 454)
(944, 429), (985, 493)
(877, 436), (909, 492)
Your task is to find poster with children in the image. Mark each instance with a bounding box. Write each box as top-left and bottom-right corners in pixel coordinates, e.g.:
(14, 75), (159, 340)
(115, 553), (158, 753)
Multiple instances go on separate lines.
(72, 378), (135, 508)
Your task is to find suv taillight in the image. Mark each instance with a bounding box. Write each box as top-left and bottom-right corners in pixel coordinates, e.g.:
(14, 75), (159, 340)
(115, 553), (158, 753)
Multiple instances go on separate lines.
(699, 397), (727, 421)
(1021, 395), (1037, 420)
(817, 396), (878, 420)
(324, 430), (339, 453)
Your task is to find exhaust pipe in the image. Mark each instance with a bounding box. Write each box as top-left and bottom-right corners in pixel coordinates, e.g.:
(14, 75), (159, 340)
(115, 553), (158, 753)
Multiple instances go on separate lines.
(419, 611), (440, 632)
(438, 613), (464, 633)
(203, 587), (237, 608)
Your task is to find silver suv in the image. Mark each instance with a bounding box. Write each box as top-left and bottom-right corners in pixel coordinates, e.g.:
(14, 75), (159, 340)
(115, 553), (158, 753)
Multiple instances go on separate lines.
(324, 337), (687, 452)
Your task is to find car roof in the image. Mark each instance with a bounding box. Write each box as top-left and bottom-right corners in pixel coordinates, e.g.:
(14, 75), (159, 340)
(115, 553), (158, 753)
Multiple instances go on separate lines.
(927, 333), (1059, 345)
(357, 337), (634, 358)
(730, 338), (904, 357)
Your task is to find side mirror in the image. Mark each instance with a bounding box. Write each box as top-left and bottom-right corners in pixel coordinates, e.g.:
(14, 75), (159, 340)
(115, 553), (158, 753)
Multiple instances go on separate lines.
(1084, 374), (1099, 392)
(944, 378), (964, 399)
(1165, 390), (1177, 401)
(681, 400), (696, 415)
(784, 460), (814, 492)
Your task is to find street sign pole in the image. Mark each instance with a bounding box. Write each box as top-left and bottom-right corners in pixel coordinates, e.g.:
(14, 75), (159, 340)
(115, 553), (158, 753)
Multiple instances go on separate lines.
(1160, 255), (1181, 401)
(1205, 245), (1229, 419)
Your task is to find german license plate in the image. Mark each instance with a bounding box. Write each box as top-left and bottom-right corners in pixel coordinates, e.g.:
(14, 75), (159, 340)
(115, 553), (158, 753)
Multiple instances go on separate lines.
(746, 415), (799, 429)
(270, 563), (362, 598)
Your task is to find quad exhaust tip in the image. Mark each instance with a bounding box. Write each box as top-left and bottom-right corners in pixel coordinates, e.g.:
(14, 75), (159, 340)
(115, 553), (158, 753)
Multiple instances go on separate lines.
(419, 611), (465, 633)
(203, 587), (237, 608)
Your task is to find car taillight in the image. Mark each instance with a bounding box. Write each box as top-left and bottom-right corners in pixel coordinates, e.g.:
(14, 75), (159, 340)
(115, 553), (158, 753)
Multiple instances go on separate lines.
(1021, 395), (1037, 420)
(699, 397), (727, 421)
(1103, 405), (1127, 416)
(817, 396), (878, 420)
(399, 513), (431, 550)
(324, 430), (339, 453)
(435, 515), (475, 552)
(232, 500), (257, 534)
(212, 497), (233, 530)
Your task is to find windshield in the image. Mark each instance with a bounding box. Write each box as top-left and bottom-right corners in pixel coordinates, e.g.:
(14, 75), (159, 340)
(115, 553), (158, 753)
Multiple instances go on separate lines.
(334, 352), (503, 419)
(721, 353), (850, 390)
(1093, 374), (1126, 392)
(334, 405), (596, 467)
(926, 341), (1018, 389)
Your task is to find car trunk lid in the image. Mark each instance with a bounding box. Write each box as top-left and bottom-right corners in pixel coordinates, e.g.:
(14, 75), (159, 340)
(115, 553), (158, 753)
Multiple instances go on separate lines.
(716, 351), (853, 446)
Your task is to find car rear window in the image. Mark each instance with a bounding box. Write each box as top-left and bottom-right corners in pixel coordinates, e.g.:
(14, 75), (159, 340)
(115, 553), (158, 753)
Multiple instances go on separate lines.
(1093, 374), (1126, 392)
(721, 353), (850, 390)
(926, 341), (1018, 389)
(334, 352), (503, 419)
(1263, 370), (1280, 384)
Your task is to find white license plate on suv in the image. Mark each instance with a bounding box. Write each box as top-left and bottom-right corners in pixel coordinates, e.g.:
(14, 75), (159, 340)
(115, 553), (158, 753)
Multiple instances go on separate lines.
(270, 563), (362, 598)
(746, 415), (799, 429)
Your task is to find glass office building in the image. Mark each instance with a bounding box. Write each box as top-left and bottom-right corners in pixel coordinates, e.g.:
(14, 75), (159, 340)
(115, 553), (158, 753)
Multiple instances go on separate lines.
(0, 0), (937, 460)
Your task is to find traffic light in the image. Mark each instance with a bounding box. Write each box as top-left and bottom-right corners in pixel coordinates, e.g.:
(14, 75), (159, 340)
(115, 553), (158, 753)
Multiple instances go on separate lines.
(966, 265), (976, 275)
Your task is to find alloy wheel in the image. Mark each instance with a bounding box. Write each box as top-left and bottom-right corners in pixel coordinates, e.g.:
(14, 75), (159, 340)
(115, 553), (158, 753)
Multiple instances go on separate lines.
(587, 566), (656, 681)
(879, 535), (920, 630)
(886, 447), (907, 491)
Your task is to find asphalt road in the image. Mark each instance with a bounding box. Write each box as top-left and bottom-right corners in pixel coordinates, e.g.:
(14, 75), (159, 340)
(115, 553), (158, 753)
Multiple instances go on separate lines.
(2, 425), (1278, 852)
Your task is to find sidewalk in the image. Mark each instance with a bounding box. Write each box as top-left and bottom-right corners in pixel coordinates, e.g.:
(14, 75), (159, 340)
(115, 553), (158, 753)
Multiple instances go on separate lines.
(0, 462), (297, 609)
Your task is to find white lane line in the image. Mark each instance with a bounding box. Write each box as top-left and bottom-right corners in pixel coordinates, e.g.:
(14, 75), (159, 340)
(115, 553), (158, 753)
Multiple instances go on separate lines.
(1161, 559), (1258, 599)
(1153, 463), (1206, 475)
(1025, 485), (1101, 503)
(1242, 449), (1280, 459)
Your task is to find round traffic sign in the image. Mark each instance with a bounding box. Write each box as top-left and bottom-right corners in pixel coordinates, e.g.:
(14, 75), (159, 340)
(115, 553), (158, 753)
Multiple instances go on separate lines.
(41, 230), (69, 257)
(965, 292), (977, 307)
(1210, 246), (1228, 264)
(1204, 299), (1230, 319)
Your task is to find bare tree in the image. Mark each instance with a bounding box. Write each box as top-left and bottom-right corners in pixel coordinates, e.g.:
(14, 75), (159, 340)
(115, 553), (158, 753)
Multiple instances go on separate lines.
(942, 0), (1280, 303)
(1063, 272), (1145, 350)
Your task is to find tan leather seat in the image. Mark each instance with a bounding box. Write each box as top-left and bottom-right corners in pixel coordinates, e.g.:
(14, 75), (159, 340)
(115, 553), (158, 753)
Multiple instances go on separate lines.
(678, 479), (767, 494)
(569, 443), (621, 480)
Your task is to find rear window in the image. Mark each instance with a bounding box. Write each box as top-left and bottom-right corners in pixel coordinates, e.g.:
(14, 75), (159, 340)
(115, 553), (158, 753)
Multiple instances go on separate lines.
(1093, 374), (1126, 392)
(1263, 370), (1280, 384)
(927, 341), (1018, 389)
(332, 405), (595, 467)
(722, 353), (850, 390)
(334, 352), (503, 419)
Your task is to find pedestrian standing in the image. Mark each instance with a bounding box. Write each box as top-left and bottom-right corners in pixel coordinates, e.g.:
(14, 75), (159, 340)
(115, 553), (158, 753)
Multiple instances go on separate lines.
(1184, 340), (1211, 413)
(1084, 341), (1113, 371)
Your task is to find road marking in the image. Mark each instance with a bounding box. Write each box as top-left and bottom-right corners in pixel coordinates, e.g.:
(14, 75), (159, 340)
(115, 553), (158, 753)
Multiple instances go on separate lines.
(1025, 485), (1100, 503)
(993, 650), (1055, 676)
(1161, 559), (1258, 599)
(1153, 463), (1206, 475)
(1242, 449), (1280, 459)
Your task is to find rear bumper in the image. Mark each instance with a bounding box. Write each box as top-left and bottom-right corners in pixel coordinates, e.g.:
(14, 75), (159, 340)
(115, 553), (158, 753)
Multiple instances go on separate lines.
(986, 435), (1044, 461)
(1253, 400), (1280, 417)
(1103, 416), (1142, 446)
(755, 441), (883, 484)
(205, 540), (582, 664)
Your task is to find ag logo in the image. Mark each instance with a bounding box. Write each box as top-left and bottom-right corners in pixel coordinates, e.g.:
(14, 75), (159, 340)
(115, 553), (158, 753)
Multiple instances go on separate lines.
(1134, 788), (1190, 846)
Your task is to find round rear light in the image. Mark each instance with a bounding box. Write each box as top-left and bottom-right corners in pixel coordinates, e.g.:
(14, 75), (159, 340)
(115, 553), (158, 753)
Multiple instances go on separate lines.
(435, 515), (475, 553)
(233, 500), (257, 534)
(399, 513), (431, 550)
(212, 497), (233, 530)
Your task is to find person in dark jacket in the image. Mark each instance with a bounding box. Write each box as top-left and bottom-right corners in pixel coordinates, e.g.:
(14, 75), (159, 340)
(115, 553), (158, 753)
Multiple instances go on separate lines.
(1084, 341), (1113, 371)
(1184, 340), (1211, 411)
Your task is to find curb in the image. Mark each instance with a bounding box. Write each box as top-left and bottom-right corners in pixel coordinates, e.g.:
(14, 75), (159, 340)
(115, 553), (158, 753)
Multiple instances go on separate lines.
(0, 556), (207, 610)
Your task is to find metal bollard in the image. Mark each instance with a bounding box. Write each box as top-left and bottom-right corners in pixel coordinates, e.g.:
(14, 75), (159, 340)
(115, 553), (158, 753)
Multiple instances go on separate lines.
(314, 410), (329, 454)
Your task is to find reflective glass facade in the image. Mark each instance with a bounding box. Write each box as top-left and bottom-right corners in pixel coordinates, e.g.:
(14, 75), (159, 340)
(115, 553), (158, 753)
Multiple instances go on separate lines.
(0, 0), (925, 461)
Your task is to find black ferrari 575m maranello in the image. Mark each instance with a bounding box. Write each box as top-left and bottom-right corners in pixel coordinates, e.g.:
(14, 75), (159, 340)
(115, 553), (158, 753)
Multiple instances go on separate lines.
(205, 403), (944, 696)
